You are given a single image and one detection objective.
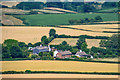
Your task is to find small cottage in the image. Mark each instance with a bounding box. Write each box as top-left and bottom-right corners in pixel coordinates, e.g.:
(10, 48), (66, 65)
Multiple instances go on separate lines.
(75, 50), (89, 58)
(54, 50), (72, 59)
(31, 45), (51, 54)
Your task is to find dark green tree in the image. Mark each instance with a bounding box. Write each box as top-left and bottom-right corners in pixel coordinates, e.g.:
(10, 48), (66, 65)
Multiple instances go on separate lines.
(76, 37), (86, 49)
(33, 42), (41, 47)
(16, 2), (44, 10)
(95, 16), (103, 22)
(49, 29), (56, 37)
(41, 36), (49, 45)
(18, 42), (27, 48)
(2, 46), (11, 58)
(3, 39), (19, 48)
(28, 43), (33, 47)
(81, 42), (89, 53)
(10, 46), (23, 58)
(62, 41), (67, 45)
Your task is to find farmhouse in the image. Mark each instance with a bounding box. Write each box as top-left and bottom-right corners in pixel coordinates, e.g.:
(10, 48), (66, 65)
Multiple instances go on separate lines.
(31, 45), (51, 54)
(54, 50), (72, 59)
(75, 50), (89, 58)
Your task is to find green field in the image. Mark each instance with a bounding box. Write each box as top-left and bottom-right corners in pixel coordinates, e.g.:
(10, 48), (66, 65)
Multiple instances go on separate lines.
(14, 13), (118, 25)
(97, 8), (118, 13)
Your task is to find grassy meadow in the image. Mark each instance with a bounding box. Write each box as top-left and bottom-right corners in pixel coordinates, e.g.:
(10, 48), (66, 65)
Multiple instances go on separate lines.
(2, 60), (118, 72)
(14, 13), (118, 25)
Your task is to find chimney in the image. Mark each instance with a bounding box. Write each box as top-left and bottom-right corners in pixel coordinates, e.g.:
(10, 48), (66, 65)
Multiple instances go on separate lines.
(40, 44), (42, 47)
(80, 50), (82, 52)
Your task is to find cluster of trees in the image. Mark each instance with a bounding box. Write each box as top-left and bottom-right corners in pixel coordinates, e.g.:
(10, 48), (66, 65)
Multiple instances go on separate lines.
(69, 16), (103, 25)
(16, 2), (44, 10)
(30, 51), (54, 60)
(15, 2), (118, 13)
(2, 39), (30, 58)
(90, 34), (119, 58)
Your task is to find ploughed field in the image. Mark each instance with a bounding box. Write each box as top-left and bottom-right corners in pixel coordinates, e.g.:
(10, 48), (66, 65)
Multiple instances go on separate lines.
(14, 13), (118, 25)
(2, 60), (118, 72)
(2, 24), (118, 44)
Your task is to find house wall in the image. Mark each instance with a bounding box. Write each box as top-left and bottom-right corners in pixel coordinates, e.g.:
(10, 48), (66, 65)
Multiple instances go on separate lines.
(56, 53), (72, 59)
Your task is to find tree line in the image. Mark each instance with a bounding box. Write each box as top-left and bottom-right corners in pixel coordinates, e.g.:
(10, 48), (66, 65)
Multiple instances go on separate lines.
(14, 2), (118, 13)
(69, 16), (103, 25)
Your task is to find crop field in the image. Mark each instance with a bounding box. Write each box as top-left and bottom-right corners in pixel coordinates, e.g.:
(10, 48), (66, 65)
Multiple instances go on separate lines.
(97, 8), (118, 13)
(93, 58), (118, 62)
(49, 38), (101, 48)
(61, 24), (119, 32)
(33, 9), (64, 14)
(2, 74), (118, 78)
(0, 2), (20, 7)
(14, 13), (118, 25)
(2, 60), (118, 72)
(44, 7), (77, 13)
(2, 15), (24, 25)
(2, 8), (30, 14)
(49, 38), (78, 46)
(2, 26), (114, 44)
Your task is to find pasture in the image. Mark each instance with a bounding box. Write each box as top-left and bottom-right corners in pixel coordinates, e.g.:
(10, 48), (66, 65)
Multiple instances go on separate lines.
(2, 26), (114, 44)
(2, 60), (118, 72)
(14, 13), (118, 25)
(49, 38), (101, 48)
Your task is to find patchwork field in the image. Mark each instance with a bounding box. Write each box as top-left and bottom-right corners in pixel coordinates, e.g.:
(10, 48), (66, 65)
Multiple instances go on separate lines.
(2, 26), (115, 44)
(14, 13), (118, 25)
(2, 60), (118, 72)
(49, 38), (101, 48)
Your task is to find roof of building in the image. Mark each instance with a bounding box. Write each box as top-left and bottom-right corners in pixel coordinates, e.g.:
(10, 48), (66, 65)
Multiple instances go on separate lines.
(76, 51), (88, 56)
(31, 46), (49, 50)
(58, 50), (72, 55)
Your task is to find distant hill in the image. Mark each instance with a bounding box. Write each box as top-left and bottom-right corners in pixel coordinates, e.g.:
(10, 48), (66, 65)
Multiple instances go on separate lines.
(0, 2), (20, 7)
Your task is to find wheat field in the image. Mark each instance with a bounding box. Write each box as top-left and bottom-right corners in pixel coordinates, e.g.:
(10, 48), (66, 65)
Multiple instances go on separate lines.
(2, 26), (115, 44)
(2, 60), (118, 72)
(49, 38), (101, 48)
(2, 74), (118, 78)
(61, 24), (118, 32)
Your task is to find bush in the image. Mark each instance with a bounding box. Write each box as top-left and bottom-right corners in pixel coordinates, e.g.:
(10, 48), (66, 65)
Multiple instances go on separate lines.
(29, 11), (38, 14)
(25, 70), (31, 73)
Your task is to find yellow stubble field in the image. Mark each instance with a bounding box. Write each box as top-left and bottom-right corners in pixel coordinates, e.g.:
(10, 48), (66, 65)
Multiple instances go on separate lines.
(2, 26), (114, 44)
(2, 60), (118, 72)
(49, 38), (101, 48)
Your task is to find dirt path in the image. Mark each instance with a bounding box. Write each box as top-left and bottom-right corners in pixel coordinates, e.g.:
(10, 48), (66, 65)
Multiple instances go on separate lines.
(2, 74), (118, 78)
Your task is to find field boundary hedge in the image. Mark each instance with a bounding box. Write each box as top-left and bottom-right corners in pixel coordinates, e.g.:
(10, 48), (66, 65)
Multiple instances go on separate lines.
(55, 58), (120, 64)
(2, 58), (32, 61)
(2, 70), (120, 75)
